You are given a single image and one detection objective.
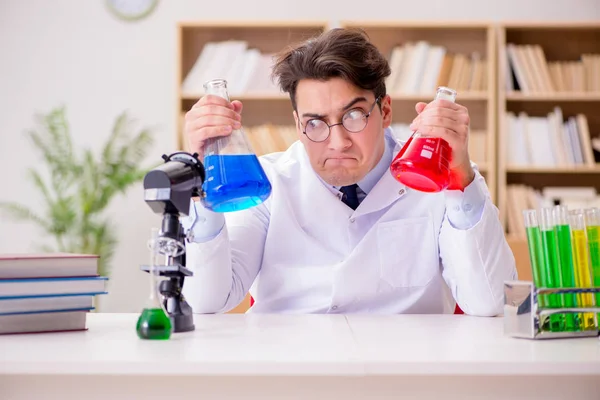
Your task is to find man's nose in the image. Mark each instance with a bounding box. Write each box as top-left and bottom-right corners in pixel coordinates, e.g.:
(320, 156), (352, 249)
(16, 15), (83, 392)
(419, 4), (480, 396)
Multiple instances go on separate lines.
(327, 124), (352, 151)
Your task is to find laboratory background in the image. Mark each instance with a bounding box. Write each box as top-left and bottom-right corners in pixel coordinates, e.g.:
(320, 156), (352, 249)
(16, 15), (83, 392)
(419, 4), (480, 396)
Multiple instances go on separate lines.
(1, 0), (599, 314)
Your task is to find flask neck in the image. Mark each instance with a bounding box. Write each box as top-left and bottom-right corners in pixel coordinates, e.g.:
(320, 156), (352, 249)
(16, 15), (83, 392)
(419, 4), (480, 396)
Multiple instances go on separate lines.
(204, 79), (230, 101)
(435, 86), (457, 103)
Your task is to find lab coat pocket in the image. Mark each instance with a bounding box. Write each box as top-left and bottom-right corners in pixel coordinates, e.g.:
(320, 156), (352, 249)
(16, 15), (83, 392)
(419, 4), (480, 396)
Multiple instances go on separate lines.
(377, 216), (439, 288)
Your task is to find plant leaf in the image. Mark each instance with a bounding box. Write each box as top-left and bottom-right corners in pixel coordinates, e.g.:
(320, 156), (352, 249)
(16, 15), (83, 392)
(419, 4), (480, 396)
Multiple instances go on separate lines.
(0, 202), (51, 230)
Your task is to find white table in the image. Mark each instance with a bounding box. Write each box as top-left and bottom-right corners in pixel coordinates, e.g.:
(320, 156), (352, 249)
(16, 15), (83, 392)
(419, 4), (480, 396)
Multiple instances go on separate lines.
(1, 313), (599, 400)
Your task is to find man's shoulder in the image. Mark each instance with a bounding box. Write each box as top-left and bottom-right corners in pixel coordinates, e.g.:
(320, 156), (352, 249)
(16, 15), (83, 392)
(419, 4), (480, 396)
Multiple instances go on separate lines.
(258, 140), (304, 175)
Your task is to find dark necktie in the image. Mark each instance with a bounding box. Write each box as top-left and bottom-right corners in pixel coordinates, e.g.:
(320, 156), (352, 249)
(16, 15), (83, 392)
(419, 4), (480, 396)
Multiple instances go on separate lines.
(340, 184), (359, 210)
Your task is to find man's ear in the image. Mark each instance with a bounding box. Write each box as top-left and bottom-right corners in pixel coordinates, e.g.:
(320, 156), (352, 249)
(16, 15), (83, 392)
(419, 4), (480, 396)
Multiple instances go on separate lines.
(381, 95), (392, 129)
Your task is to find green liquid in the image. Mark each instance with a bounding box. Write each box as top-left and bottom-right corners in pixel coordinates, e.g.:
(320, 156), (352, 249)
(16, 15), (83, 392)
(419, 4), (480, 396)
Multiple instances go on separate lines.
(554, 224), (579, 331)
(572, 229), (596, 330)
(136, 308), (172, 340)
(526, 226), (546, 290)
(526, 226), (551, 331)
(586, 225), (600, 321)
(540, 228), (564, 331)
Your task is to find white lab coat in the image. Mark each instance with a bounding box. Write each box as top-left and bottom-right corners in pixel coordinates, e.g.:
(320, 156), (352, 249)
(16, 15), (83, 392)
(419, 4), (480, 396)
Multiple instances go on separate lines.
(183, 133), (517, 316)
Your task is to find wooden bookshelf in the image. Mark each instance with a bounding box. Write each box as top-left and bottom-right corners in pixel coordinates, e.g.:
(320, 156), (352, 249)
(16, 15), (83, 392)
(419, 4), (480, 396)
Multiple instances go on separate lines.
(176, 21), (329, 152)
(496, 22), (600, 240)
(339, 21), (497, 201)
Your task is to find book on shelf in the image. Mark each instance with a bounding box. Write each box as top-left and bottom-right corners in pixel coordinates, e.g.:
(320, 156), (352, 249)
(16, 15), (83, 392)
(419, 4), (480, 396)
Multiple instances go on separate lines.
(505, 184), (600, 238)
(504, 108), (599, 168)
(505, 44), (600, 93)
(181, 40), (279, 96)
(386, 40), (487, 95)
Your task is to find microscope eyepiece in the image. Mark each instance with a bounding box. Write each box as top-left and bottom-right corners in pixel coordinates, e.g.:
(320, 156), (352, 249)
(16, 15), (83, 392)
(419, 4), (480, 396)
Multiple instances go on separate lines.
(143, 152), (205, 216)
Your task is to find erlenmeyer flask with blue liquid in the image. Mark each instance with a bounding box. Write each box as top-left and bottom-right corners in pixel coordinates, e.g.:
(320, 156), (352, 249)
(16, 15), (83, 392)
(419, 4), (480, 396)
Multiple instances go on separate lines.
(201, 79), (272, 213)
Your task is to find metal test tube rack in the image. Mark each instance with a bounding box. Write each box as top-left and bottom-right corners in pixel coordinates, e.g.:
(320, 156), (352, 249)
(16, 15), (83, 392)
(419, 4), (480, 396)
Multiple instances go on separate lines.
(504, 280), (600, 339)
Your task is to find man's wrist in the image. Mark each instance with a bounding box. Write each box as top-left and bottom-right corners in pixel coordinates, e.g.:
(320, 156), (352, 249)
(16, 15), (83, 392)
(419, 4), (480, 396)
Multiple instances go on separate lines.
(447, 163), (475, 191)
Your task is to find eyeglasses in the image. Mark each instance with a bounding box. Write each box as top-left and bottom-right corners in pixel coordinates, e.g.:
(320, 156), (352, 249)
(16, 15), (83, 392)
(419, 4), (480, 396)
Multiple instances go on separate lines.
(300, 96), (381, 143)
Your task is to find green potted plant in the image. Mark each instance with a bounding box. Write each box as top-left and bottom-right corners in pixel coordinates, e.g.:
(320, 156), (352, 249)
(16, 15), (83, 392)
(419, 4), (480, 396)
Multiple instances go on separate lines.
(0, 106), (155, 277)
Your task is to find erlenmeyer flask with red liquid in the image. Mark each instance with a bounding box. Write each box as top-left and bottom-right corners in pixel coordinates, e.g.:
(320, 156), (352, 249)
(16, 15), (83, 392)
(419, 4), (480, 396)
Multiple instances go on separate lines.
(390, 86), (457, 193)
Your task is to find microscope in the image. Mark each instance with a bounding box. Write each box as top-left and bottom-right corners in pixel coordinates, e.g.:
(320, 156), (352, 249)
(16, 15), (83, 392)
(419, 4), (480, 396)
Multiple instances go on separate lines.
(141, 151), (205, 333)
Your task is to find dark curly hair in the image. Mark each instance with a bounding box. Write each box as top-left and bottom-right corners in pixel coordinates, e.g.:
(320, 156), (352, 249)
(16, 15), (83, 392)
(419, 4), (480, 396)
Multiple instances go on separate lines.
(271, 27), (391, 110)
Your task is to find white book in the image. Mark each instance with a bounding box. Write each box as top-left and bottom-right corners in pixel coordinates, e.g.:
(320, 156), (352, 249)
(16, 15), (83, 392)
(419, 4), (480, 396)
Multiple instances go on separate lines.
(222, 41), (249, 95)
(393, 42), (415, 94)
(543, 186), (597, 200)
(236, 48), (261, 94)
(386, 46), (405, 95)
(546, 110), (568, 167)
(526, 116), (556, 167)
(567, 117), (584, 165)
(506, 112), (530, 167)
(196, 41), (242, 94)
(418, 45), (446, 94)
(181, 42), (218, 95)
(400, 40), (430, 94)
(575, 114), (596, 166)
(506, 44), (530, 93)
(551, 107), (573, 166)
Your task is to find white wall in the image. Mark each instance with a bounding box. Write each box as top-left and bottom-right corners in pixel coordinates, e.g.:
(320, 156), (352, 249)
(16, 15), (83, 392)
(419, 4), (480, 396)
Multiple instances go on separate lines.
(1, 0), (599, 313)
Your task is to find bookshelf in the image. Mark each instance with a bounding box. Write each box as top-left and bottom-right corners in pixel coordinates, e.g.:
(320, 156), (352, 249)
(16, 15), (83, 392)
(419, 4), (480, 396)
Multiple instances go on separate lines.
(497, 22), (600, 240)
(339, 21), (497, 202)
(176, 21), (329, 152)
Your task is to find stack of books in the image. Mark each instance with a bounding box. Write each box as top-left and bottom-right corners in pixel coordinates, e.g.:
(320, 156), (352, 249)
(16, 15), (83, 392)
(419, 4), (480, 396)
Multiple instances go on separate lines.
(0, 253), (108, 334)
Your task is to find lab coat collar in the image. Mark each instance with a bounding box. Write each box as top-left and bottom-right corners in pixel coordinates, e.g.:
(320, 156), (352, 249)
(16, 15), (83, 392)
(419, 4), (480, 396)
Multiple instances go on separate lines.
(351, 152), (408, 218)
(351, 130), (409, 218)
(298, 127), (409, 218)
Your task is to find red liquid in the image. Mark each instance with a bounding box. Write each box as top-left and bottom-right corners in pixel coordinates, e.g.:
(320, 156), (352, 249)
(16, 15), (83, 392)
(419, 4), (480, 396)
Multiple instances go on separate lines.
(390, 135), (451, 192)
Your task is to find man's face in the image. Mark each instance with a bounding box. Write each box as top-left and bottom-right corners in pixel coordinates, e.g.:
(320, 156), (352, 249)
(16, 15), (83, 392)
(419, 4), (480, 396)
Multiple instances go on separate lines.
(293, 78), (392, 187)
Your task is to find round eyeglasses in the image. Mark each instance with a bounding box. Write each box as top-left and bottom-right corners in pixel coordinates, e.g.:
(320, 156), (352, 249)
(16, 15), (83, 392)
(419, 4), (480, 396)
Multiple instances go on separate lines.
(300, 96), (381, 143)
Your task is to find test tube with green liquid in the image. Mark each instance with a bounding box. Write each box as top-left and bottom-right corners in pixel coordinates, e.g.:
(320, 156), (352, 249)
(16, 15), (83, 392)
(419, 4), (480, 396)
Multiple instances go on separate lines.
(539, 207), (564, 331)
(584, 207), (600, 321)
(523, 209), (555, 331)
(552, 205), (578, 331)
(569, 210), (596, 330)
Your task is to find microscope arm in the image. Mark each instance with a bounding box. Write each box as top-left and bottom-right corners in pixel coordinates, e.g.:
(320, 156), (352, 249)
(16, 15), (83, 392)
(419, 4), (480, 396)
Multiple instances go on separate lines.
(141, 151), (207, 333)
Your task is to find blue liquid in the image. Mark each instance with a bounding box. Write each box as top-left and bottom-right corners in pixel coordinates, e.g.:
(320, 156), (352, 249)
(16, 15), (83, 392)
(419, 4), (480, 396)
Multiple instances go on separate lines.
(202, 154), (272, 212)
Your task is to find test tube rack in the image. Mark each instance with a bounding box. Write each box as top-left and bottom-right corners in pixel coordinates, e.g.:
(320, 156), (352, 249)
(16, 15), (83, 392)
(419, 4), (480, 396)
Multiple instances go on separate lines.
(503, 280), (600, 339)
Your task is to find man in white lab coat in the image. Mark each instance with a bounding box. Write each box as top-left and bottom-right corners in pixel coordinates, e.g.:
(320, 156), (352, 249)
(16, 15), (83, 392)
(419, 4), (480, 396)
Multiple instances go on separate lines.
(181, 28), (517, 316)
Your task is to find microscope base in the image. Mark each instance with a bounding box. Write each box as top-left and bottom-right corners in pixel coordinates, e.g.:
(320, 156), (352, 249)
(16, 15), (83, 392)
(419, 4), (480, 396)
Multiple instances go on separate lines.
(171, 314), (195, 333)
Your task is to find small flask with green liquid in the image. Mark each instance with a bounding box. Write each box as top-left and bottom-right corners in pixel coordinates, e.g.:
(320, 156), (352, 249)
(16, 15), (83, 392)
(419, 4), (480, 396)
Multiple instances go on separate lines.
(136, 228), (172, 340)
